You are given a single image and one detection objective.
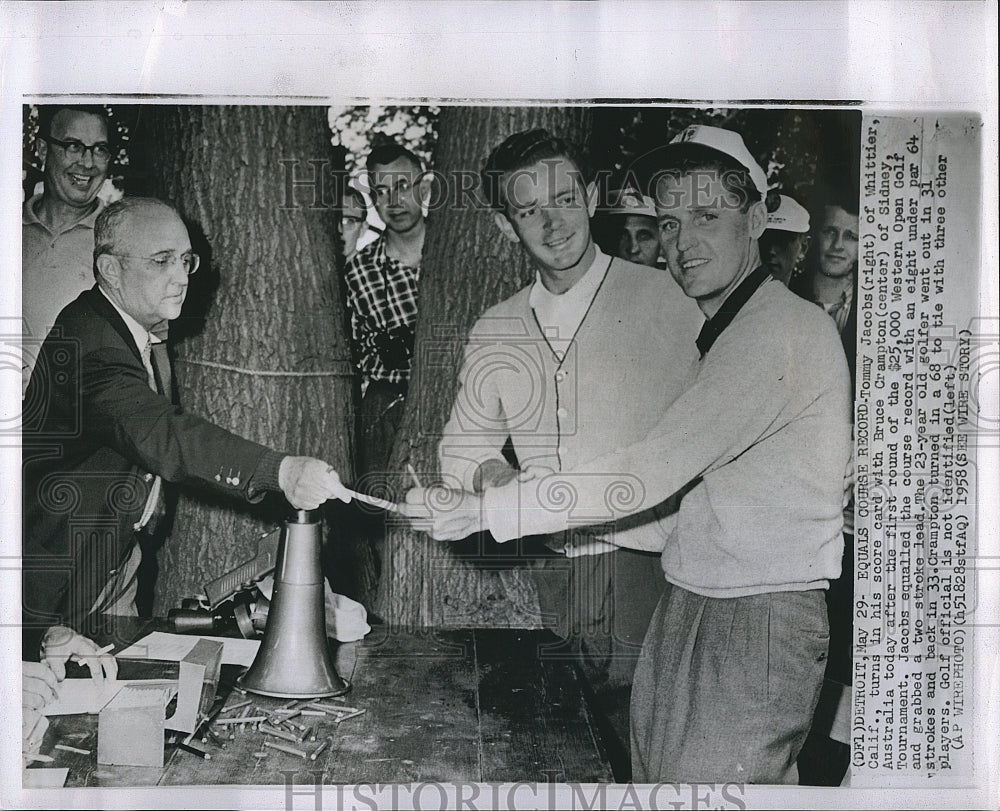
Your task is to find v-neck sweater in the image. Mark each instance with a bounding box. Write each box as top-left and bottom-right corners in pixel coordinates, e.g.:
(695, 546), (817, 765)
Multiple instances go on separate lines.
(439, 256), (703, 493)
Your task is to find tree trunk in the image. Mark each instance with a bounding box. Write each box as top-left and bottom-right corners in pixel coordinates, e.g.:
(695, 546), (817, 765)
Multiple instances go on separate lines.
(380, 105), (593, 627)
(132, 105), (354, 614)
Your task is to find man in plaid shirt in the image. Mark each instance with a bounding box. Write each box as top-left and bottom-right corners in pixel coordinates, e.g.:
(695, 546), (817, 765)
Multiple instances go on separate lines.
(340, 140), (430, 609)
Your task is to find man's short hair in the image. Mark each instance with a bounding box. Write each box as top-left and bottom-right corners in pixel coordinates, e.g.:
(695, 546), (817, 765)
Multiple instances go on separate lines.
(366, 140), (423, 175)
(640, 142), (763, 213)
(37, 104), (111, 140)
(93, 197), (179, 279)
(814, 182), (859, 219)
(481, 128), (592, 212)
(341, 185), (368, 211)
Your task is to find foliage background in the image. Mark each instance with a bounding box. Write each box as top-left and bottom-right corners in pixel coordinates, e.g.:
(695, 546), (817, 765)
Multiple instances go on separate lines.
(24, 104), (859, 213)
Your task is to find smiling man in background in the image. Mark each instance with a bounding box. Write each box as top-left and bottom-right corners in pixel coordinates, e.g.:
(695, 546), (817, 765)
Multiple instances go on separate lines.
(22, 104), (113, 391)
(793, 189), (859, 384)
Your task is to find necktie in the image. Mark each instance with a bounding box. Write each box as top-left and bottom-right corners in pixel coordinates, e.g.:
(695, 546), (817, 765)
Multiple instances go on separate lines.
(150, 341), (173, 401)
(135, 335), (167, 531)
(140, 336), (156, 390)
(819, 292), (850, 335)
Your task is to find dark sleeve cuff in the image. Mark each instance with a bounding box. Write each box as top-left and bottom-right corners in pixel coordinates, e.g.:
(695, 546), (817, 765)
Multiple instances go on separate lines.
(248, 449), (285, 502)
(23, 626), (45, 662)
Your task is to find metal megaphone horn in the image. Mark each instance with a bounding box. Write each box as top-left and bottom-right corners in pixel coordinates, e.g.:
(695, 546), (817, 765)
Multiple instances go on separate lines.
(240, 508), (350, 698)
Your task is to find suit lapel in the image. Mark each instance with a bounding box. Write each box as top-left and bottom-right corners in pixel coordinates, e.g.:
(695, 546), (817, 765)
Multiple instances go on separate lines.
(82, 285), (145, 364)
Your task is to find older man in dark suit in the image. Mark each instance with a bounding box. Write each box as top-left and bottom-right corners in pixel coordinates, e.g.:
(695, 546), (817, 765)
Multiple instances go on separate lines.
(21, 197), (350, 751)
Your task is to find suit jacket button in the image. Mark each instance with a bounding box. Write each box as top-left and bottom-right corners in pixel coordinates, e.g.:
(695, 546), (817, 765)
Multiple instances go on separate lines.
(144, 473), (154, 482)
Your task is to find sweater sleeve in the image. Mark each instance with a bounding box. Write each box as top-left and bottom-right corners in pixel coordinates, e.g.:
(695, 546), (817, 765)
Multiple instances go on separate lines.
(483, 313), (794, 542)
(438, 319), (513, 491)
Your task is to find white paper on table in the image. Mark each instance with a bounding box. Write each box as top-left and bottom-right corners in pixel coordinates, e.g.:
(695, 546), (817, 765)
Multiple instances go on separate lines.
(116, 631), (260, 667)
(42, 679), (123, 716)
(22, 767), (69, 788)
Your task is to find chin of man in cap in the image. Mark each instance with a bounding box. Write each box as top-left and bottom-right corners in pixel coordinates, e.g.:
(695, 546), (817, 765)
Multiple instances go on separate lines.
(21, 197), (352, 750)
(404, 124), (851, 784)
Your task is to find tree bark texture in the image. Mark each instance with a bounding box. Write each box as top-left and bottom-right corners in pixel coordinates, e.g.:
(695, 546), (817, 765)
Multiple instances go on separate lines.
(380, 105), (593, 627)
(133, 106), (354, 614)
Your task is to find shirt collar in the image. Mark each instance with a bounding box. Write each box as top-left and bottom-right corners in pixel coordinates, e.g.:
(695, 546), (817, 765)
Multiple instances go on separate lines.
(695, 265), (772, 357)
(818, 282), (854, 312)
(528, 247), (610, 310)
(98, 286), (162, 353)
(369, 234), (388, 263)
(22, 192), (105, 234)
(368, 232), (419, 270)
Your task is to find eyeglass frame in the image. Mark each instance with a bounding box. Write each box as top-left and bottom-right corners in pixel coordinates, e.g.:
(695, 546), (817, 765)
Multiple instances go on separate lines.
(41, 134), (114, 162)
(103, 251), (201, 276)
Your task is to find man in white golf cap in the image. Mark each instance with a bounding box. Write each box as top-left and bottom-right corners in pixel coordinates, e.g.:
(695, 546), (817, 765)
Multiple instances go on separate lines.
(604, 185), (662, 268)
(760, 193), (811, 285)
(404, 124), (851, 784)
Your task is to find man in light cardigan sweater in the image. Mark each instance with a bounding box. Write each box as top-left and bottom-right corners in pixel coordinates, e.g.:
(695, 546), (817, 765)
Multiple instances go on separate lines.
(407, 127), (852, 784)
(437, 130), (702, 704)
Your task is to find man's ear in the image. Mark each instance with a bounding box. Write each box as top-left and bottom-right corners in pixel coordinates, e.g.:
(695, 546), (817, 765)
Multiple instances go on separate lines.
(417, 171), (433, 216)
(493, 211), (520, 244)
(417, 170), (433, 199)
(796, 234), (811, 263)
(748, 199), (768, 239)
(585, 181), (598, 218)
(95, 254), (122, 290)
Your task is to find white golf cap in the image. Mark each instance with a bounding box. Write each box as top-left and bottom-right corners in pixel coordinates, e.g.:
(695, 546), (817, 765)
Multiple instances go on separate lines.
(668, 124), (769, 198)
(766, 195), (811, 233)
(608, 186), (657, 218)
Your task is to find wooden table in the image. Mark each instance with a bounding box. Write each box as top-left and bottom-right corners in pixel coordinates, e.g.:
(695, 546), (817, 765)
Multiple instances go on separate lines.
(34, 626), (614, 786)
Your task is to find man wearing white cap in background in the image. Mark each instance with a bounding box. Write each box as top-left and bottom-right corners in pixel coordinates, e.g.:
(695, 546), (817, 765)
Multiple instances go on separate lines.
(404, 124), (852, 784)
(760, 193), (811, 285)
(604, 185), (662, 268)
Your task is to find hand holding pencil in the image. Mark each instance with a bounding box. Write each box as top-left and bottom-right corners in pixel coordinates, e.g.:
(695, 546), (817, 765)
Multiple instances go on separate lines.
(321, 463), (426, 513)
